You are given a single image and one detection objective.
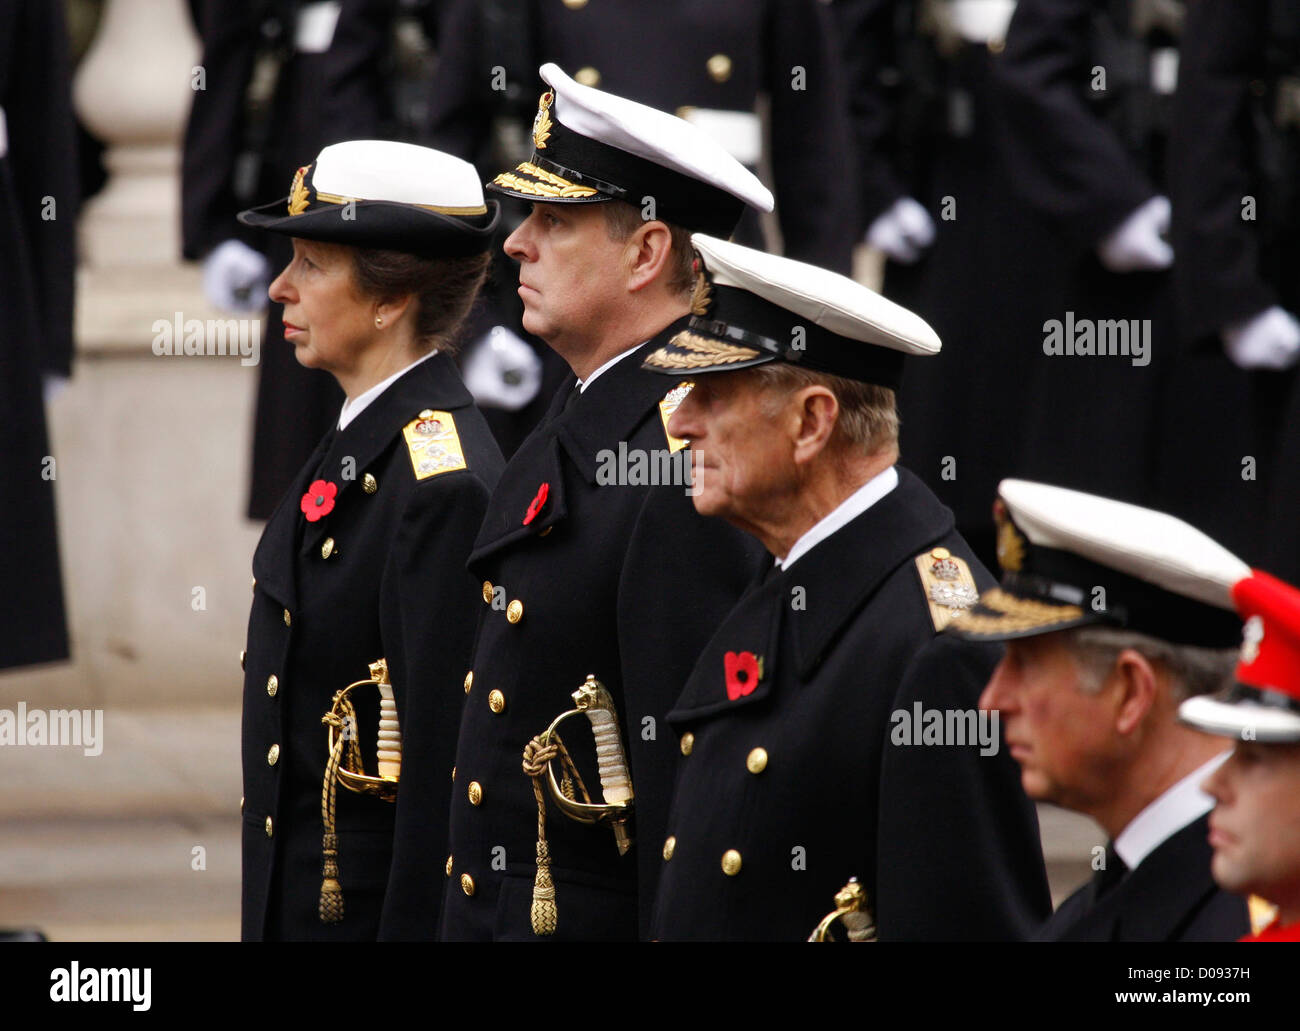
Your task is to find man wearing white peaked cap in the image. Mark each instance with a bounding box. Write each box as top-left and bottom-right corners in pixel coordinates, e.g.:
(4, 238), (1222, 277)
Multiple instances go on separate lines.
(441, 68), (774, 941)
(945, 480), (1253, 941)
(641, 235), (1051, 941)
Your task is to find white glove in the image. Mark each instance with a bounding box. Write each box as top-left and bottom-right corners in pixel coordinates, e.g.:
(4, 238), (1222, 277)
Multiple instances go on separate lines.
(1097, 195), (1173, 272)
(202, 239), (271, 312)
(43, 373), (69, 405)
(1223, 306), (1300, 371)
(864, 197), (936, 264)
(461, 326), (543, 411)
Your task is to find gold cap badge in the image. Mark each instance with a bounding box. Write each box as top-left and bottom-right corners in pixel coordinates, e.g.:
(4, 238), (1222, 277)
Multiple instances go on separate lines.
(288, 165), (311, 216)
(533, 91), (554, 150)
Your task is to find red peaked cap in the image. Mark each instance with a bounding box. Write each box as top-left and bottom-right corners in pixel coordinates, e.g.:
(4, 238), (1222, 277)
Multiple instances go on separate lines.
(1231, 570), (1300, 702)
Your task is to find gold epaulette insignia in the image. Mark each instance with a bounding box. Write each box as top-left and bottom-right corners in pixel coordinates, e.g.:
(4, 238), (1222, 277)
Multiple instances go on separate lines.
(402, 409), (467, 480)
(1248, 894), (1279, 936)
(658, 382), (693, 454)
(915, 547), (979, 631)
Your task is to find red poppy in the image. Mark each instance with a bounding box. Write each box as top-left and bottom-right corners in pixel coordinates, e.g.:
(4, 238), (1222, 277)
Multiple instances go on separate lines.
(300, 479), (338, 522)
(523, 482), (550, 525)
(724, 651), (762, 700)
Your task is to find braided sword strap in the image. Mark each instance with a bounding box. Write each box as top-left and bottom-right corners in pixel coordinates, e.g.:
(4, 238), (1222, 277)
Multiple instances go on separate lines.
(318, 697), (359, 924)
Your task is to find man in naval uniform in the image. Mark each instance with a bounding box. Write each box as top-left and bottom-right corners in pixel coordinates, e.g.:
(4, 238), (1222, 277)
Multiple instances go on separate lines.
(439, 65), (773, 940)
(1181, 569), (1300, 942)
(643, 234), (1051, 941)
(947, 480), (1253, 941)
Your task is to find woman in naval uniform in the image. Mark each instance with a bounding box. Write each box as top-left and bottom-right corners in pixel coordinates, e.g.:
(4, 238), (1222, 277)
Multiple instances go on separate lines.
(235, 139), (504, 940)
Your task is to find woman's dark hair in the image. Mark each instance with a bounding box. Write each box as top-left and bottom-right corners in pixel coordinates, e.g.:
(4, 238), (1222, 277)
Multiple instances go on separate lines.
(350, 248), (491, 356)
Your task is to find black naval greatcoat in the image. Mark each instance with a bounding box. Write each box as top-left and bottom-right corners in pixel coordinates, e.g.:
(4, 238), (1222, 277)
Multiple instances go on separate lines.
(1036, 814), (1250, 942)
(0, 0), (76, 670)
(440, 321), (768, 941)
(651, 469), (1053, 941)
(242, 354), (503, 940)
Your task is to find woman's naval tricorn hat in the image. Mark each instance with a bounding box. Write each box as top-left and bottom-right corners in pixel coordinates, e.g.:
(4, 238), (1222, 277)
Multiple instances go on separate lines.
(1179, 570), (1300, 743)
(641, 233), (942, 389)
(943, 479), (1249, 648)
(488, 63), (774, 237)
(237, 140), (500, 256)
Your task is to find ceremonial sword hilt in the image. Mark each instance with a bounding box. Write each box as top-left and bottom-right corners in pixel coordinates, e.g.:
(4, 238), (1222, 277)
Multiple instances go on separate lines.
(324, 658), (401, 802)
(540, 674), (634, 854)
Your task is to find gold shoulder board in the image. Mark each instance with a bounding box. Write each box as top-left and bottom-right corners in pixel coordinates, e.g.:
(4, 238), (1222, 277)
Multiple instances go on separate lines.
(658, 382), (693, 454)
(914, 547), (980, 632)
(402, 410), (467, 481)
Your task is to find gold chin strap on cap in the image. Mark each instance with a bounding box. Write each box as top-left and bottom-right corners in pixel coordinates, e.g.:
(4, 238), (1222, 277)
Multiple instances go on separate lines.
(521, 674), (634, 936)
(319, 658), (401, 924)
(809, 878), (878, 942)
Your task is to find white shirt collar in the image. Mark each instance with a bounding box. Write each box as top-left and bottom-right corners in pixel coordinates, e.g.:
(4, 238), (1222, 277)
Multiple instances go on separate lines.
(778, 466), (899, 570)
(578, 343), (644, 393)
(338, 350), (436, 431)
(1114, 750), (1231, 870)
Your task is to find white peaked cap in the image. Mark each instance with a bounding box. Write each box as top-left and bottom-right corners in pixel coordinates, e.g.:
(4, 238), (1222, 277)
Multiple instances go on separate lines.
(538, 63), (774, 214)
(998, 479), (1250, 609)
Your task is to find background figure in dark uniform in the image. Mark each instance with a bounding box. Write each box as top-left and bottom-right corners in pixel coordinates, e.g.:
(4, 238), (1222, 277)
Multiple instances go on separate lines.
(644, 235), (1050, 941)
(1169, 0), (1300, 584)
(440, 67), (771, 941)
(409, 0), (857, 456)
(237, 141), (503, 940)
(833, 0), (1065, 572)
(0, 0), (77, 669)
(184, 0), (353, 519)
(994, 0), (1258, 561)
(949, 481), (1252, 941)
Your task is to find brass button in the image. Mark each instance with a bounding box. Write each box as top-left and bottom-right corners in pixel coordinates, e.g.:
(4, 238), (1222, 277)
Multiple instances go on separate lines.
(240, 796), (244, 812)
(539, 526), (553, 537)
(451, 765), (456, 782)
(931, 546), (951, 560)
(267, 743), (280, 766)
(464, 670), (474, 693)
(251, 577), (257, 593)
(321, 537), (336, 559)
(746, 747), (768, 774)
(461, 873), (475, 897)
(663, 836), (676, 861)
(506, 599), (524, 624)
(575, 66), (601, 87)
(363, 473), (378, 494)
(445, 854), (454, 876)
(562, 0), (587, 8)
(266, 674), (278, 698)
(418, 409), (435, 419)
(988, 37), (1005, 54)
(468, 781), (483, 806)
(482, 580), (494, 603)
(488, 689), (505, 714)
(707, 53), (732, 83)
(676, 105), (696, 119)
(265, 816), (274, 838)
(721, 849), (742, 876)
(680, 732), (694, 756)
(239, 649), (246, 671)
(283, 608), (292, 627)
